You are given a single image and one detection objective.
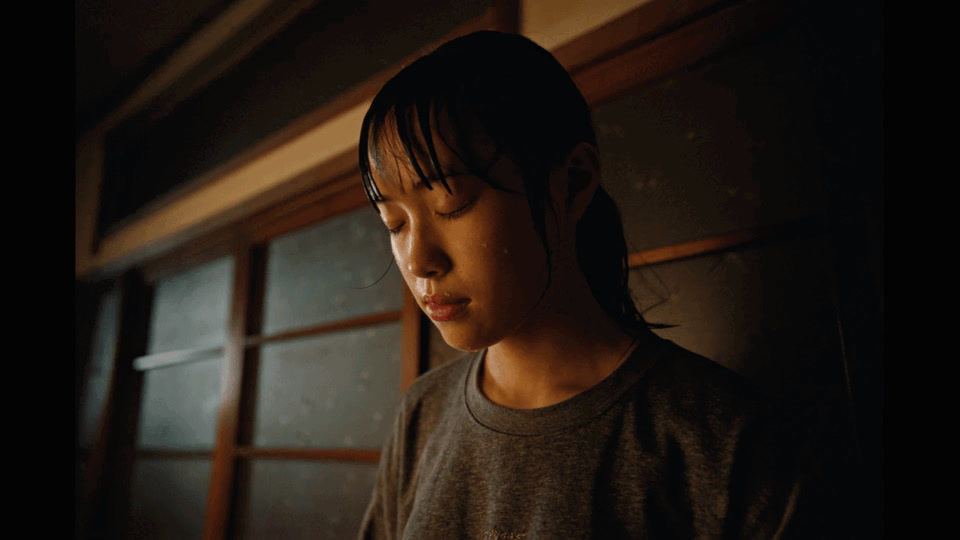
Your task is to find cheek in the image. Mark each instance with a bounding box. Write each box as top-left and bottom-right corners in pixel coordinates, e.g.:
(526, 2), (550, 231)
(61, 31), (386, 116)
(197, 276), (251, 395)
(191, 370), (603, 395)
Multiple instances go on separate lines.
(470, 205), (548, 297)
(389, 238), (414, 286)
(496, 200), (547, 264)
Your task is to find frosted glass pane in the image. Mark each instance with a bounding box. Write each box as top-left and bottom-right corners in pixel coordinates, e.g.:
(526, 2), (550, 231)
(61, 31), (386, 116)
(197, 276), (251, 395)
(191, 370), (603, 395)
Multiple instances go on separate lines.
(128, 458), (211, 540)
(593, 28), (825, 252)
(235, 459), (378, 540)
(79, 283), (120, 448)
(630, 235), (843, 404)
(147, 256), (233, 354)
(251, 322), (402, 448)
(137, 357), (222, 449)
(262, 208), (403, 334)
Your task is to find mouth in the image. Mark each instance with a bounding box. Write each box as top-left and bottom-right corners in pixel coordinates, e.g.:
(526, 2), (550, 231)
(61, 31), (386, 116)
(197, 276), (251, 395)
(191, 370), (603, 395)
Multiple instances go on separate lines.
(422, 295), (470, 322)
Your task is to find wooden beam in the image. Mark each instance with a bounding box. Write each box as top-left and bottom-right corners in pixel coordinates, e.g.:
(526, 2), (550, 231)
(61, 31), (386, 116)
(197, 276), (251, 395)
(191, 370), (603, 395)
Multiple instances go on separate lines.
(137, 449), (214, 459)
(247, 174), (368, 245)
(573, 0), (795, 108)
(75, 133), (105, 267)
(234, 447), (381, 463)
(628, 217), (824, 268)
(78, 271), (152, 540)
(245, 310), (403, 348)
(127, 1), (322, 131)
(137, 151), (357, 285)
(203, 236), (253, 540)
(551, 0), (725, 74)
(139, 228), (239, 286)
(98, 0), (307, 134)
(236, 245), (267, 453)
(133, 447), (381, 463)
(128, 309), (402, 372)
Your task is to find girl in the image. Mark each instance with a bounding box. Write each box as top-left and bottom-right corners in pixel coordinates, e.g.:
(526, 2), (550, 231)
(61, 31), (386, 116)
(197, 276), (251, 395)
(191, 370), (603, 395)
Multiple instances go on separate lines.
(357, 31), (812, 539)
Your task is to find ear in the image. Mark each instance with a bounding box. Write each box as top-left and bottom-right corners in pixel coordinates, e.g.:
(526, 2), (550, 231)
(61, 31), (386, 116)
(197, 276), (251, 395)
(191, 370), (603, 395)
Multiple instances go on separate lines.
(549, 142), (601, 230)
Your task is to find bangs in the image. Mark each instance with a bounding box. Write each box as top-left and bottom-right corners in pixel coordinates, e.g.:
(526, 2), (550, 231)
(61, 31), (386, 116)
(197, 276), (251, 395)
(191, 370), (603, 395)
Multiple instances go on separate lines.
(358, 30), (583, 214)
(363, 97), (453, 201)
(359, 56), (511, 210)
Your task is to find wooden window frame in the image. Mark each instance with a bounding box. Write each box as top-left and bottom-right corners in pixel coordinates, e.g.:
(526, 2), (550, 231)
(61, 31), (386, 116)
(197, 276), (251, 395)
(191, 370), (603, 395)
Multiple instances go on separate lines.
(77, 1), (821, 538)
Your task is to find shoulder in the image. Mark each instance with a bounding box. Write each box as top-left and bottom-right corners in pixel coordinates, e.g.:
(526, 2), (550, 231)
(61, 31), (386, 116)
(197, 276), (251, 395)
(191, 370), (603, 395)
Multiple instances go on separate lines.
(393, 352), (475, 428)
(639, 337), (773, 436)
(652, 339), (763, 398)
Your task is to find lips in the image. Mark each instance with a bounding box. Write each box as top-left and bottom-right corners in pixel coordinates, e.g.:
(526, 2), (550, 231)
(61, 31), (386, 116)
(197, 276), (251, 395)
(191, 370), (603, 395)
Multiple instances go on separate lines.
(423, 295), (470, 322)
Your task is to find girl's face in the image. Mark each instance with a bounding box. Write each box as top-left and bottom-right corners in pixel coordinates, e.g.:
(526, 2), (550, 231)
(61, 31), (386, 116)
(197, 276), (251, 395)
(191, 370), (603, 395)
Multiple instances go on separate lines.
(369, 128), (553, 352)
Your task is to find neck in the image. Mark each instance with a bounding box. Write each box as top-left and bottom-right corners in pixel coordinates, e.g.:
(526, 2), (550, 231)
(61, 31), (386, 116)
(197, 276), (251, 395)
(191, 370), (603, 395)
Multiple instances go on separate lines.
(480, 269), (641, 409)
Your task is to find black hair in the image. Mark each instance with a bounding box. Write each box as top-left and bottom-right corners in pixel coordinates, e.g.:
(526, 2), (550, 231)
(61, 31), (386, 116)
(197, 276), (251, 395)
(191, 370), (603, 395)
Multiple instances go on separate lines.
(359, 30), (665, 336)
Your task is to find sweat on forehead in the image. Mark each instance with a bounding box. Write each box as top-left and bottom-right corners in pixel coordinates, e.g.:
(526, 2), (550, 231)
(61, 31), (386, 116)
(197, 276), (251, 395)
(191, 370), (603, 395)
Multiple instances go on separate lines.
(368, 111), (433, 173)
(366, 104), (491, 194)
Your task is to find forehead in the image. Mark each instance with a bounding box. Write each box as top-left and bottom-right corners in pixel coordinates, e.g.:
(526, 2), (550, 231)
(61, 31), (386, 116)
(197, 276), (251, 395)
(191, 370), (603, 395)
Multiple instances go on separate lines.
(370, 104), (461, 157)
(370, 125), (451, 171)
(368, 132), (448, 194)
(366, 108), (473, 192)
(364, 101), (511, 204)
(370, 100), (500, 161)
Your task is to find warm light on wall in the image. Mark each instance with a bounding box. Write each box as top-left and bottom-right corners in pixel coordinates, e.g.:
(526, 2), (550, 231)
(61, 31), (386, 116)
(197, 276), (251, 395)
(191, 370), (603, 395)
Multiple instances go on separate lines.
(522, 0), (654, 50)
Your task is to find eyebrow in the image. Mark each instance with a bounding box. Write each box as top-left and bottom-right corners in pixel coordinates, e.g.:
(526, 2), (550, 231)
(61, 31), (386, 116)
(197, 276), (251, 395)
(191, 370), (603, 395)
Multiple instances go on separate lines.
(376, 173), (463, 203)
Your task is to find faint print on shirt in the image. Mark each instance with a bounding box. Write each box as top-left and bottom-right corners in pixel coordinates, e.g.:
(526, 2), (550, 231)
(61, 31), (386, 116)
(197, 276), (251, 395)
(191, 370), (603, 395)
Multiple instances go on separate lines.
(483, 530), (527, 540)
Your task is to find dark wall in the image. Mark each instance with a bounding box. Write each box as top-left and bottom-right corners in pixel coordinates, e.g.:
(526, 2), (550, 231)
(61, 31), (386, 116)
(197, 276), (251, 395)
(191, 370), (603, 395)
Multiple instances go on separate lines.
(799, 0), (883, 534)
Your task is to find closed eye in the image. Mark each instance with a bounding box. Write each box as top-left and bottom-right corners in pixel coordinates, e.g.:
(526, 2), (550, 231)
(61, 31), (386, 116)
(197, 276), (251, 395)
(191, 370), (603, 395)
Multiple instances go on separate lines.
(384, 196), (476, 236)
(436, 197), (477, 220)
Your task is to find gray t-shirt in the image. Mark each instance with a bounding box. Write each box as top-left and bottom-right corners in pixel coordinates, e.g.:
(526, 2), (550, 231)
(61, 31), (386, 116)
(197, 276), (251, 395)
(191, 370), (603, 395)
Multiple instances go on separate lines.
(359, 336), (810, 539)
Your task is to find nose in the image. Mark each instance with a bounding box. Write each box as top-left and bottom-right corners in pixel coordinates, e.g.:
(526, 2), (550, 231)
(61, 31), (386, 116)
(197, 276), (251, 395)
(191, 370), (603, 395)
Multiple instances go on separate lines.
(401, 220), (451, 279)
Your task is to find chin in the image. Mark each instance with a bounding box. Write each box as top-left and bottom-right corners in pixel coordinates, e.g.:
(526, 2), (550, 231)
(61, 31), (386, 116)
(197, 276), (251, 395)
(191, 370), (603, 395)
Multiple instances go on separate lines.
(434, 322), (498, 353)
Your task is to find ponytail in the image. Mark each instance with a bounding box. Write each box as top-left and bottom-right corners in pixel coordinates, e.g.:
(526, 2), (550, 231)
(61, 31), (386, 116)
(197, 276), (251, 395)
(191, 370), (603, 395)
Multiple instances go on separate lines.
(576, 186), (670, 335)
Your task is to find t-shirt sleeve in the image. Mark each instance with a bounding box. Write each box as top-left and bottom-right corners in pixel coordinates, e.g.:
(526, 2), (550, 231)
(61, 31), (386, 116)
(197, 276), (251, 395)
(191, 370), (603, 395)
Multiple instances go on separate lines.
(722, 404), (847, 539)
(357, 404), (405, 540)
(722, 409), (804, 538)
